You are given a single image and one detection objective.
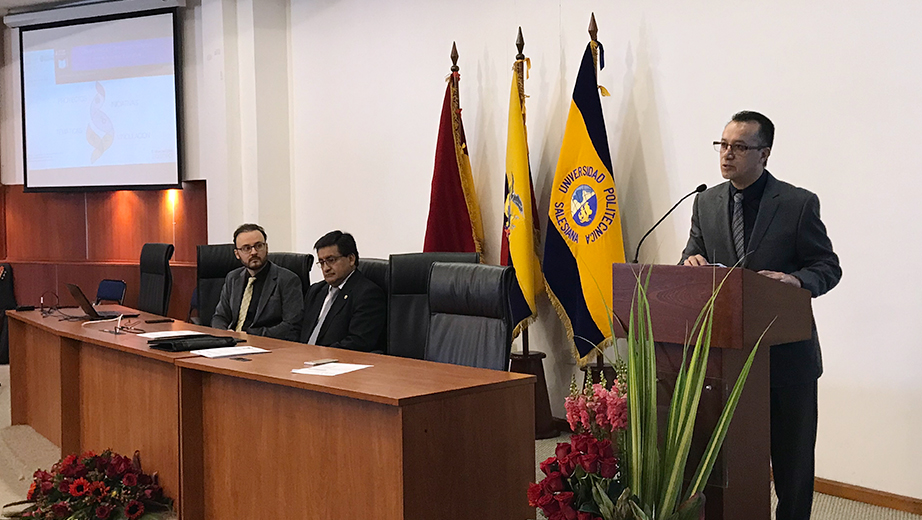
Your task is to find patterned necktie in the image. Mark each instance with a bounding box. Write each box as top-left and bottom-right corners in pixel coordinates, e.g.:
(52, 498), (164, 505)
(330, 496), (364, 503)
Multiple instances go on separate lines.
(234, 276), (257, 332)
(732, 192), (746, 262)
(308, 286), (340, 345)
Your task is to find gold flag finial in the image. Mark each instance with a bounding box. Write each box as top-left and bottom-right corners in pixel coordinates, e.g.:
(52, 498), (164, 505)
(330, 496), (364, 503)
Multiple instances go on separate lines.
(450, 41), (459, 72)
(588, 12), (598, 42)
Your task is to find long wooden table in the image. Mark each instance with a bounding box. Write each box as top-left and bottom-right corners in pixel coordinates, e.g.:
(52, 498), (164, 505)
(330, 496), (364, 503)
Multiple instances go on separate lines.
(8, 307), (536, 520)
(8, 306), (210, 504)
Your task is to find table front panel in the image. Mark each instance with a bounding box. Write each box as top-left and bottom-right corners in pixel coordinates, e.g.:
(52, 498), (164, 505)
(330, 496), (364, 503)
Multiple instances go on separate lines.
(197, 372), (404, 520)
(401, 383), (535, 520)
(77, 343), (181, 502)
(9, 320), (71, 447)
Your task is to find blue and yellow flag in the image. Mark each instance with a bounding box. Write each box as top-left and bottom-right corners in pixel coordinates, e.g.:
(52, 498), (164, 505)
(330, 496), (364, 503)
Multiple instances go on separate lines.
(543, 40), (626, 364)
(501, 57), (543, 336)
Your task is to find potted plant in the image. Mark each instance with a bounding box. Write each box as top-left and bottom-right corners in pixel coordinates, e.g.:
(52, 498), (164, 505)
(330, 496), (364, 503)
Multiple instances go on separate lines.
(530, 268), (770, 519)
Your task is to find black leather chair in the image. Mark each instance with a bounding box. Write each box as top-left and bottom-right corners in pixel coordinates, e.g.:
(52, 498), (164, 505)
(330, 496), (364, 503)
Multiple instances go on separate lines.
(95, 279), (127, 305)
(195, 244), (239, 326)
(360, 258), (388, 293)
(387, 252), (479, 359)
(0, 263), (16, 364)
(138, 243), (174, 316)
(425, 262), (515, 371)
(267, 252), (313, 296)
(359, 257), (388, 351)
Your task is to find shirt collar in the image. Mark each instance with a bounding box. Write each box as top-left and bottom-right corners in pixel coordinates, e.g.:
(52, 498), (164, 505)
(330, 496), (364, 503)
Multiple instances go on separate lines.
(248, 260), (271, 280)
(730, 169), (769, 200)
(331, 268), (355, 291)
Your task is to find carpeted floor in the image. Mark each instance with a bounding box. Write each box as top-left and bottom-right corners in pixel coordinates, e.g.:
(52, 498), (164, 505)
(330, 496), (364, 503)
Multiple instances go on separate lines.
(1, 364), (918, 519)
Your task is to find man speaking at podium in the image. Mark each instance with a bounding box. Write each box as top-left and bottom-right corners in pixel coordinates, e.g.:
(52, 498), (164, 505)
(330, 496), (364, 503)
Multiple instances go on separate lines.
(681, 111), (841, 520)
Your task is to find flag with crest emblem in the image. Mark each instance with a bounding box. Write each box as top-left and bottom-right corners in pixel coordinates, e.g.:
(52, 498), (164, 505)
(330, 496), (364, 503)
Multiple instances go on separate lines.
(543, 38), (626, 364)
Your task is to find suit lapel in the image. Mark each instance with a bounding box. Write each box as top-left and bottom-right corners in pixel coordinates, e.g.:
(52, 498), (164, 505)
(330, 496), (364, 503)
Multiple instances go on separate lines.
(251, 263), (277, 323)
(301, 284), (325, 333)
(230, 269), (247, 317)
(713, 184), (735, 263)
(319, 271), (357, 337)
(747, 173), (781, 267)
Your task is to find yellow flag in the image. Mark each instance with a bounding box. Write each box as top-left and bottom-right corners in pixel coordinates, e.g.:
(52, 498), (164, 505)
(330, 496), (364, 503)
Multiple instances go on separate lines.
(503, 60), (543, 334)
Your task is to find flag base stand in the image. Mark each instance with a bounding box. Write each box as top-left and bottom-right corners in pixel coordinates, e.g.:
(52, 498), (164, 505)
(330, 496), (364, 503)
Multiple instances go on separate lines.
(510, 350), (559, 439)
(579, 361), (617, 391)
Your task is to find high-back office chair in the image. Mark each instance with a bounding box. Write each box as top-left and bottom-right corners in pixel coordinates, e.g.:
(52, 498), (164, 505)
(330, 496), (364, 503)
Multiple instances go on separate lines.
(138, 243), (174, 316)
(425, 262), (515, 371)
(267, 252), (314, 295)
(360, 258), (388, 293)
(195, 244), (239, 326)
(0, 263), (16, 364)
(359, 257), (388, 351)
(95, 279), (127, 305)
(387, 252), (479, 359)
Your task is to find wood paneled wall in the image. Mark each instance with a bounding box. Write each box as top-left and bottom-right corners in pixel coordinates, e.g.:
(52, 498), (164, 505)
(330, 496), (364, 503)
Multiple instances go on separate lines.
(1, 182), (207, 319)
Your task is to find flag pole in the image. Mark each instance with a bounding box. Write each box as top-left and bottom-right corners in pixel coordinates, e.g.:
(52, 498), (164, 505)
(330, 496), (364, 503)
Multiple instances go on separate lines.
(506, 27), (559, 439)
(588, 12), (608, 381)
(514, 28), (530, 359)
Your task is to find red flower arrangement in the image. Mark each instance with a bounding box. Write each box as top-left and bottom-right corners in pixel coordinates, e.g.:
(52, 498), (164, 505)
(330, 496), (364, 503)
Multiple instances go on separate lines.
(6, 449), (172, 520)
(529, 434), (623, 520)
(529, 375), (630, 520)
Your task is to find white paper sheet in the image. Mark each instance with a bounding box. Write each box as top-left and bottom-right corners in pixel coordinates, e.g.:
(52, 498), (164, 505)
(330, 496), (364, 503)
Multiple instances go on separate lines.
(291, 363), (372, 376)
(190, 346), (269, 358)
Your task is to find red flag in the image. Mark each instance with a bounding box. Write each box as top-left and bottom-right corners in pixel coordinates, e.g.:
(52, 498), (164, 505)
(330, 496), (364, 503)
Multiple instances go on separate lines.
(423, 71), (484, 253)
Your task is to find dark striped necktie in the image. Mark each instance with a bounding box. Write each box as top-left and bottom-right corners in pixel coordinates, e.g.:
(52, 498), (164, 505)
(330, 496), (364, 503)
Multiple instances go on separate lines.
(732, 192), (745, 262)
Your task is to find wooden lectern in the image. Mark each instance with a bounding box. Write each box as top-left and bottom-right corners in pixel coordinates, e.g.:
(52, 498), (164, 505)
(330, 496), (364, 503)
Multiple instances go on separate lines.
(610, 264), (813, 520)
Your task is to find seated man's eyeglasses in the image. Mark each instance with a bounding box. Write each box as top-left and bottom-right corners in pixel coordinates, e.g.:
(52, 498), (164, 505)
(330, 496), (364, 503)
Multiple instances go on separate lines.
(236, 242), (267, 254)
(316, 255), (343, 267)
(713, 141), (766, 154)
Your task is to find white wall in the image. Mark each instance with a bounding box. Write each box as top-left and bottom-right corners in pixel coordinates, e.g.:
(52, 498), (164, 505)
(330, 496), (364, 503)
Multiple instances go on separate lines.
(4, 0), (921, 500)
(282, 0), (922, 499)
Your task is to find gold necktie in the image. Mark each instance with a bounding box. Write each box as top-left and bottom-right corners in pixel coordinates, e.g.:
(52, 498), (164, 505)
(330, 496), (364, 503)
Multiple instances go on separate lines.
(234, 276), (257, 332)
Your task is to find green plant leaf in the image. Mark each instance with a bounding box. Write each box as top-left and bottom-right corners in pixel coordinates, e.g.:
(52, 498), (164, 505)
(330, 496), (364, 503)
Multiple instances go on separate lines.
(613, 488), (638, 519)
(658, 301), (714, 514)
(629, 499), (652, 520)
(662, 492), (705, 520)
(593, 480), (616, 520)
(578, 501), (603, 515)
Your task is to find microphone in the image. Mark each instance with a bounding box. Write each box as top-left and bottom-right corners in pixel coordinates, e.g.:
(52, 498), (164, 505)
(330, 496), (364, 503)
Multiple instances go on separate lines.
(632, 183), (706, 263)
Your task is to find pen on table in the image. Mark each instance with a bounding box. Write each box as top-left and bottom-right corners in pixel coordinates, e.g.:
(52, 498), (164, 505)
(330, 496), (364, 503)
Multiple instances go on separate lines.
(304, 359), (338, 367)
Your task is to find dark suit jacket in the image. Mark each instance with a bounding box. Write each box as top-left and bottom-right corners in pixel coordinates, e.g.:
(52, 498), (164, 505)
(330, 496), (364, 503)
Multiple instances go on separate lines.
(211, 261), (304, 341)
(681, 171), (842, 386)
(300, 268), (386, 352)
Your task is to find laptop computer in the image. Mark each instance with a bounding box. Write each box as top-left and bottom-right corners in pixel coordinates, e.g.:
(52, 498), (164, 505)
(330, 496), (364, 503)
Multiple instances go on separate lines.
(65, 283), (139, 319)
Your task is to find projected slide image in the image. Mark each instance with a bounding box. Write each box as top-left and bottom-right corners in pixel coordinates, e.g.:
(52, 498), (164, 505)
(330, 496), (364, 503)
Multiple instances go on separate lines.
(24, 58), (177, 170)
(55, 36), (174, 84)
(21, 11), (180, 189)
